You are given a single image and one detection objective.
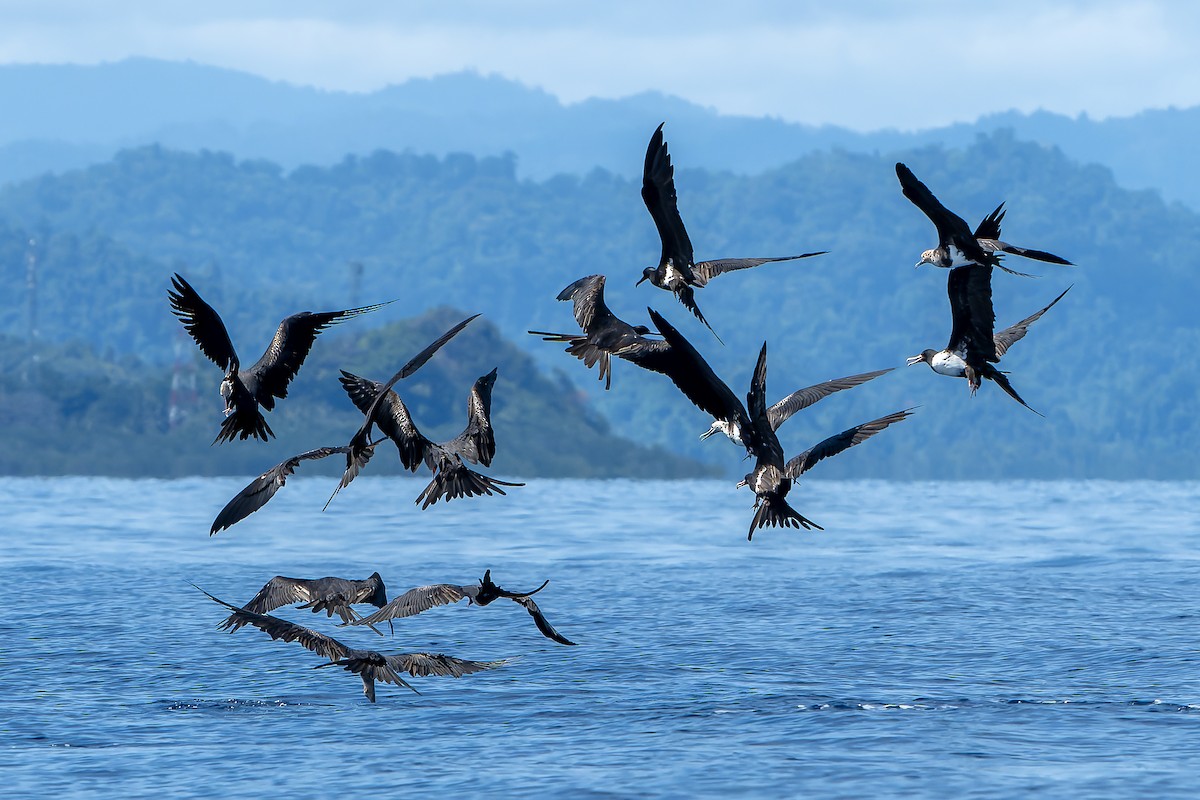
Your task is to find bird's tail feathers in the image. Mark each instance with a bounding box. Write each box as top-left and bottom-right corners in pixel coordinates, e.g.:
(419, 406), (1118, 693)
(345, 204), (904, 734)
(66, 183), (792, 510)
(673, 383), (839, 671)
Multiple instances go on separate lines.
(748, 496), (823, 541)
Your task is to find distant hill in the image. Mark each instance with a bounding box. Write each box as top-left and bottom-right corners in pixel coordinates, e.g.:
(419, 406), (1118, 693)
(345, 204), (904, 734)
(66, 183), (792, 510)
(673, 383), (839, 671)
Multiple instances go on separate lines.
(0, 133), (1196, 479)
(1, 58), (1198, 208)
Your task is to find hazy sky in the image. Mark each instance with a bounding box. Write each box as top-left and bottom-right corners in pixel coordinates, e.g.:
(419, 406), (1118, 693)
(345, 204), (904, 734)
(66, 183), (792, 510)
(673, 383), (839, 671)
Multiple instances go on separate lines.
(0, 1), (1195, 130)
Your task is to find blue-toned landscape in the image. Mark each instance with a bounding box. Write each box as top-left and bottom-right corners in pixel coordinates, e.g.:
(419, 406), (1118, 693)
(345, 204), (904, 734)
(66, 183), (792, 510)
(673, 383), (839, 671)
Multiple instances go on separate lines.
(3, 4), (1200, 798)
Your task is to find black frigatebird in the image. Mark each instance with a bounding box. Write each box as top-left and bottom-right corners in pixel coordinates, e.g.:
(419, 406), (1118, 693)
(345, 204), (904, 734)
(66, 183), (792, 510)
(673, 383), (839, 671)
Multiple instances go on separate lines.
(907, 265), (1070, 415)
(195, 585), (506, 703)
(209, 314), (478, 532)
(347, 569), (576, 646)
(167, 273), (389, 443)
(218, 573), (391, 636)
(896, 162), (1072, 276)
(639, 123), (826, 338)
(337, 367), (524, 509)
(529, 273), (668, 389)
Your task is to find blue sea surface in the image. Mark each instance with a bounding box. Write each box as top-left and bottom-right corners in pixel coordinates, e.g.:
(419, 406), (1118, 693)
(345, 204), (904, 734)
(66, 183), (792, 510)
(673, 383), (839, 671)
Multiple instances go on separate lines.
(2, 476), (1199, 798)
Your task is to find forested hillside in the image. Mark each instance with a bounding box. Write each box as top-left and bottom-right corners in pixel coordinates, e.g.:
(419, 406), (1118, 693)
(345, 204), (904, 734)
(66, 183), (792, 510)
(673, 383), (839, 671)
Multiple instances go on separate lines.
(0, 131), (1196, 478)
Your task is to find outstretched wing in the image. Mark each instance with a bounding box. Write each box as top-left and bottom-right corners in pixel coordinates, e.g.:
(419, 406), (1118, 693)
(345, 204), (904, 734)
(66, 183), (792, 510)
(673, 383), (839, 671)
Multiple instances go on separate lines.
(642, 123), (695, 277)
(339, 371), (431, 472)
(623, 309), (747, 435)
(243, 302), (390, 407)
(445, 369), (497, 466)
(168, 273), (238, 371)
(896, 162), (990, 264)
(235, 576), (315, 616)
(766, 368), (894, 431)
(195, 584), (351, 662)
(211, 446), (348, 534)
(690, 253), (826, 287)
(350, 583), (474, 627)
(556, 274), (616, 333)
(993, 286), (1071, 359)
(510, 596), (577, 646)
(383, 652), (508, 679)
(973, 203), (1006, 241)
(784, 408), (915, 478)
(946, 265), (998, 363)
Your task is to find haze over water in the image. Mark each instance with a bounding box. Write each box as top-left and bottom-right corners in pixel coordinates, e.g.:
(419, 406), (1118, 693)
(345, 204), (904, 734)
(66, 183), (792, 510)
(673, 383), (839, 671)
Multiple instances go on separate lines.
(3, 476), (1199, 797)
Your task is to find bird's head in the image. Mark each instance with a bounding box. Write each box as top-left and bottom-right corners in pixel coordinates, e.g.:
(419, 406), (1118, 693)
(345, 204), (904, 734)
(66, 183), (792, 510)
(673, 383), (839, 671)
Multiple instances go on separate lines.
(916, 249), (941, 269)
(635, 267), (656, 286)
(906, 350), (937, 367)
(366, 572), (388, 609)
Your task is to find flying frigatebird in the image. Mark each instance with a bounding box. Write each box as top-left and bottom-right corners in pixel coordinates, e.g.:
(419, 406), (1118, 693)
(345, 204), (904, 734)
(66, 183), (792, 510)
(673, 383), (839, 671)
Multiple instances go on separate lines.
(907, 265), (1070, 415)
(895, 162), (1072, 276)
(337, 367), (524, 509)
(529, 273), (668, 389)
(218, 573), (391, 636)
(168, 273), (390, 443)
(638, 123), (826, 338)
(208, 314), (478, 532)
(195, 585), (506, 703)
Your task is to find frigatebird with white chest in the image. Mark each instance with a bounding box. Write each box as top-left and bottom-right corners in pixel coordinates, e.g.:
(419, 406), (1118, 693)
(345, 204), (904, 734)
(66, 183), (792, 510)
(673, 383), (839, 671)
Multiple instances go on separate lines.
(168, 273), (389, 443)
(529, 273), (668, 389)
(626, 310), (913, 539)
(896, 162), (1072, 276)
(907, 264), (1070, 415)
(638, 123), (826, 337)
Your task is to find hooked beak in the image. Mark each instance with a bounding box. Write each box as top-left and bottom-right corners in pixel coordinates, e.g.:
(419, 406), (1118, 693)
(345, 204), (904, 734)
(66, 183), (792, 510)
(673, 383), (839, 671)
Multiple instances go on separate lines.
(699, 426), (718, 440)
(635, 275), (648, 286)
(905, 355), (924, 366)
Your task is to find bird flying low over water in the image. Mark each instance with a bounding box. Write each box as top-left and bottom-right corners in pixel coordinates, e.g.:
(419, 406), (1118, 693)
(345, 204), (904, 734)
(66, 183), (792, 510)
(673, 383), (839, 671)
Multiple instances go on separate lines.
(733, 344), (915, 540)
(167, 273), (390, 443)
(209, 316), (478, 531)
(218, 573), (391, 636)
(639, 123), (826, 338)
(529, 273), (668, 389)
(626, 310), (911, 539)
(338, 367), (524, 509)
(700, 367), (894, 446)
(895, 162), (1072, 276)
(347, 569), (576, 646)
(195, 585), (506, 702)
(907, 265), (1070, 415)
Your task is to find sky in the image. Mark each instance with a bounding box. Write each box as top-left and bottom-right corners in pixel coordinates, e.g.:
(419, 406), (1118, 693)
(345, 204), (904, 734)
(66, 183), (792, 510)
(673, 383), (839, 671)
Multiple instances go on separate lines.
(0, 1), (1196, 131)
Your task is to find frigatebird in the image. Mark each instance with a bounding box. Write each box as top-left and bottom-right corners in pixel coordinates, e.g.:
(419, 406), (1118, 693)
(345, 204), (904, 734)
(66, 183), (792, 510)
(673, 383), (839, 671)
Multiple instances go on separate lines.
(218, 573), (391, 636)
(347, 569), (576, 646)
(700, 367), (894, 446)
(167, 273), (389, 443)
(906, 265), (1070, 415)
(625, 310), (912, 538)
(896, 163), (1072, 276)
(337, 367), (524, 509)
(195, 585), (506, 702)
(209, 314), (478, 532)
(529, 273), (668, 389)
(639, 123), (826, 337)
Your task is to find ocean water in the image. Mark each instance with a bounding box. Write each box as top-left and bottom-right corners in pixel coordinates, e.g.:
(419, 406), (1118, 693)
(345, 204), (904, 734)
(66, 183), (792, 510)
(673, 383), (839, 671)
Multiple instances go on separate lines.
(2, 476), (1199, 798)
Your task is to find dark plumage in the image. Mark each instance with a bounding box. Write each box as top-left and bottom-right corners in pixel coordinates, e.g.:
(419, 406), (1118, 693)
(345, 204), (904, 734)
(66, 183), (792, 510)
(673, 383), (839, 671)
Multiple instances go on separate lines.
(529, 273), (669, 389)
(338, 367), (523, 509)
(348, 569), (576, 646)
(167, 273), (389, 443)
(907, 267), (1071, 415)
(623, 310), (908, 538)
(219, 573), (390, 635)
(195, 584), (507, 702)
(896, 163), (1072, 276)
(700, 367), (894, 446)
(638, 123), (825, 337)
